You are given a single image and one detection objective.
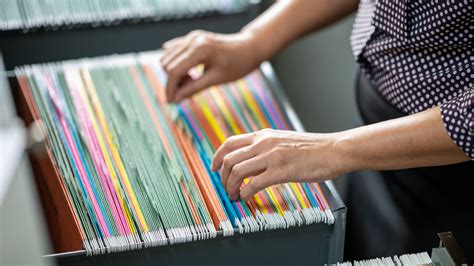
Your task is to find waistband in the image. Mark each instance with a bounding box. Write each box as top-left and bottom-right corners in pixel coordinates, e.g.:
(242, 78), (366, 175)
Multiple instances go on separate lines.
(356, 70), (407, 125)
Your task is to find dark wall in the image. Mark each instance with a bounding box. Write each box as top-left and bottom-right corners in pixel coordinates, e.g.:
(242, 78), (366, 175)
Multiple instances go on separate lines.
(0, 6), (260, 70)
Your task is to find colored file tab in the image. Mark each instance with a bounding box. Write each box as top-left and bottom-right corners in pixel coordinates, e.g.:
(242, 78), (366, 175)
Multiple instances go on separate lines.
(15, 51), (334, 255)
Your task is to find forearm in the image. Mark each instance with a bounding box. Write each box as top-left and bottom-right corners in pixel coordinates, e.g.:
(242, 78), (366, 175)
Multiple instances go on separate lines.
(211, 106), (470, 200)
(335, 106), (470, 173)
(242, 0), (359, 62)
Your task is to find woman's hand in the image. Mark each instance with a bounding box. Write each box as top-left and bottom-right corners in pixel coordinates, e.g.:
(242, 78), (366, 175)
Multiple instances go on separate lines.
(160, 0), (358, 103)
(211, 129), (345, 201)
(160, 30), (263, 102)
(210, 108), (471, 202)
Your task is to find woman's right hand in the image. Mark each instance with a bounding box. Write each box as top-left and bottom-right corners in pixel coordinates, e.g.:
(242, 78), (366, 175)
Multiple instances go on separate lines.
(160, 30), (263, 103)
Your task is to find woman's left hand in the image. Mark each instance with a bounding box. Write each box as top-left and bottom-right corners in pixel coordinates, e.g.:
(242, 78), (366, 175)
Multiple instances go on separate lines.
(211, 129), (345, 201)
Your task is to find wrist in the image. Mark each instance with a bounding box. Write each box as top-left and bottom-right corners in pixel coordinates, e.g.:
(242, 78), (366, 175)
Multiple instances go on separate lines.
(331, 131), (365, 174)
(239, 27), (278, 63)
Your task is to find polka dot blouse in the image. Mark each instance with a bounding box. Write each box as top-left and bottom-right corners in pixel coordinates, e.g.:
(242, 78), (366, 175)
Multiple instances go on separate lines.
(351, 0), (473, 159)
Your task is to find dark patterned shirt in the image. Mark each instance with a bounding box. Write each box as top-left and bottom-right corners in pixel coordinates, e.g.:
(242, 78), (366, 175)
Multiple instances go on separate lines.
(351, 0), (473, 159)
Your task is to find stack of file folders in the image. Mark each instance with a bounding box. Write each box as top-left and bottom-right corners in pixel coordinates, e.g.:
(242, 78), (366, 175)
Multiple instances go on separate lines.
(336, 252), (433, 266)
(13, 51), (341, 261)
(0, 0), (253, 31)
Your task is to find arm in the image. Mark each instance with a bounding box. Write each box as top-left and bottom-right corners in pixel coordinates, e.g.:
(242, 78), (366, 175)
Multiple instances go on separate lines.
(211, 106), (469, 201)
(336, 106), (469, 172)
(161, 0), (358, 102)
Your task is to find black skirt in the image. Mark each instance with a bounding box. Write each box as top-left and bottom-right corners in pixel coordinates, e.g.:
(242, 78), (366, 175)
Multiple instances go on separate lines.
(343, 70), (474, 260)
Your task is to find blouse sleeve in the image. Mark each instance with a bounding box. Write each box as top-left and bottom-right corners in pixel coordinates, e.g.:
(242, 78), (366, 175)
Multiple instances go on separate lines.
(440, 89), (474, 160)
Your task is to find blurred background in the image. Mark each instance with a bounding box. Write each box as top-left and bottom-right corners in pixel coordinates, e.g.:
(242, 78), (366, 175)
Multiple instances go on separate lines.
(272, 15), (357, 134)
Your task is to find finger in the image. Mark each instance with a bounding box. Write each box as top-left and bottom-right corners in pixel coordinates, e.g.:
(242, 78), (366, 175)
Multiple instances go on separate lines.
(161, 43), (188, 67)
(240, 171), (277, 201)
(163, 29), (207, 49)
(163, 36), (185, 49)
(226, 156), (266, 201)
(161, 34), (200, 67)
(220, 145), (256, 190)
(165, 49), (205, 102)
(174, 69), (221, 102)
(211, 133), (254, 171)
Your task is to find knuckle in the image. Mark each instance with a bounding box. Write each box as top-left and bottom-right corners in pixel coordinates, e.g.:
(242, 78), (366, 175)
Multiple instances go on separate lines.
(188, 31), (199, 39)
(256, 129), (267, 136)
(226, 135), (238, 142)
(219, 144), (231, 154)
(230, 165), (242, 179)
(254, 131), (277, 144)
(269, 137), (278, 144)
(241, 145), (253, 157)
(252, 139), (264, 149)
(254, 140), (267, 151)
(257, 136), (272, 146)
(194, 35), (211, 48)
(222, 155), (231, 168)
(260, 128), (275, 137)
(190, 29), (205, 36)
